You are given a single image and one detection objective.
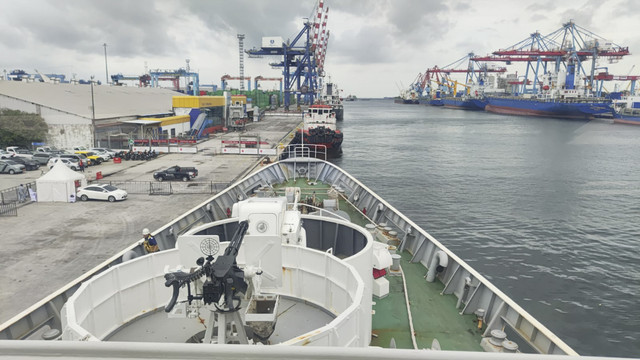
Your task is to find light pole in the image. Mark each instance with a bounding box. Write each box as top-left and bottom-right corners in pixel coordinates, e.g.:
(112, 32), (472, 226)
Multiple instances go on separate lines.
(103, 43), (109, 85)
(90, 75), (96, 146)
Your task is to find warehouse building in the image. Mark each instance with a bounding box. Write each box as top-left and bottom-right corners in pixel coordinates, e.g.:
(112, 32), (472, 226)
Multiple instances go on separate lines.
(0, 80), (177, 149)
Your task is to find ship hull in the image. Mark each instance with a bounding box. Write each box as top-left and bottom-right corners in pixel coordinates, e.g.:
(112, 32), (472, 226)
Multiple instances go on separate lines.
(441, 97), (486, 110)
(613, 114), (640, 125)
(486, 97), (613, 119)
(428, 99), (444, 106)
(334, 106), (344, 121)
(394, 98), (419, 104)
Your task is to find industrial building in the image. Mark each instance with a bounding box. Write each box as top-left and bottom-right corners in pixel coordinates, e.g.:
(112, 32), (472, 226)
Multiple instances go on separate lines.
(0, 80), (177, 149)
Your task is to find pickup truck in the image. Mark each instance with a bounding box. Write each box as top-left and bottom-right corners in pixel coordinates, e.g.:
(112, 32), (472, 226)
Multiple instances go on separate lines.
(36, 146), (65, 155)
(153, 165), (198, 182)
(6, 147), (33, 159)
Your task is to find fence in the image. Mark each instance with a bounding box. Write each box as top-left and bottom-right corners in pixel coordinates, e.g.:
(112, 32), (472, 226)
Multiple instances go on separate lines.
(0, 181), (36, 205)
(0, 202), (17, 216)
(93, 180), (230, 196)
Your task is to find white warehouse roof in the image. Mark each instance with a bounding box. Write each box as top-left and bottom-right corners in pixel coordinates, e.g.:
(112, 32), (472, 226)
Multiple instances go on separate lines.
(0, 81), (177, 119)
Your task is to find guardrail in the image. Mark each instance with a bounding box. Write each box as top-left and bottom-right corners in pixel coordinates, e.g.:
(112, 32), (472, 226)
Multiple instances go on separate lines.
(89, 180), (229, 195)
(0, 182), (36, 205)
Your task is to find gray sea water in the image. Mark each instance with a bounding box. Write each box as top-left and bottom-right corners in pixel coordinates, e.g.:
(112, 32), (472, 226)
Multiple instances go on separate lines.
(333, 99), (640, 358)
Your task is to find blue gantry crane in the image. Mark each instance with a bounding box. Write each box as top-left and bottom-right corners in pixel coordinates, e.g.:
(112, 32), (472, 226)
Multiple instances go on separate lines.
(150, 68), (200, 95)
(246, 22), (318, 109)
(472, 21), (629, 95)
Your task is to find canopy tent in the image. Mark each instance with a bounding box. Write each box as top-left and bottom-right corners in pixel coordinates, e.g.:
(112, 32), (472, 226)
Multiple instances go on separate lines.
(35, 161), (87, 202)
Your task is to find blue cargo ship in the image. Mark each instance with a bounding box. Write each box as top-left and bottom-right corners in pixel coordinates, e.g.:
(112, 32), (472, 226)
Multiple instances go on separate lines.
(486, 63), (614, 119)
(428, 98), (444, 106)
(485, 96), (613, 119)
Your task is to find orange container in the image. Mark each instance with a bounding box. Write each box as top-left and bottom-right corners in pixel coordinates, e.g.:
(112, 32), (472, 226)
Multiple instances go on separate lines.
(96, 171), (103, 180)
(113, 157), (121, 164)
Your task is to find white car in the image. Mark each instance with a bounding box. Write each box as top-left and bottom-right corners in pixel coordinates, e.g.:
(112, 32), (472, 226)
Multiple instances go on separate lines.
(88, 150), (111, 162)
(0, 150), (15, 159)
(91, 148), (116, 158)
(47, 157), (79, 171)
(77, 184), (128, 202)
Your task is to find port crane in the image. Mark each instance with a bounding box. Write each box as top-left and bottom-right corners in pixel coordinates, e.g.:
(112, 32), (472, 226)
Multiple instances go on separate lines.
(111, 74), (151, 87)
(150, 68), (199, 95)
(472, 21), (629, 95)
(246, 0), (327, 109)
(254, 76), (283, 103)
(593, 72), (639, 96)
(418, 53), (507, 97)
(221, 75), (252, 91)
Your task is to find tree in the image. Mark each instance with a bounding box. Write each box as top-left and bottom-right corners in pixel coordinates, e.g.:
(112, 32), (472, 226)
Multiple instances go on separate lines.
(0, 108), (48, 148)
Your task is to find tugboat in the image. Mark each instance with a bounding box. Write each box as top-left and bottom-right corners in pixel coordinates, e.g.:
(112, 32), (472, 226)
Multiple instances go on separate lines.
(613, 95), (640, 125)
(394, 89), (420, 104)
(290, 104), (343, 158)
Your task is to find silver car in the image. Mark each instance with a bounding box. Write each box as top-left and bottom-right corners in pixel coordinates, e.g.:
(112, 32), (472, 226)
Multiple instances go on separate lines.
(0, 160), (25, 174)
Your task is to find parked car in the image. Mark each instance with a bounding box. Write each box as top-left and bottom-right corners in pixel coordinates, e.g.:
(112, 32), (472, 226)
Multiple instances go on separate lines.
(6, 157), (40, 171)
(0, 160), (25, 174)
(91, 148), (116, 158)
(32, 153), (52, 165)
(6, 147), (33, 159)
(78, 150), (109, 162)
(0, 150), (15, 159)
(60, 153), (93, 166)
(36, 146), (64, 155)
(153, 165), (198, 182)
(47, 157), (79, 171)
(77, 184), (128, 202)
(74, 151), (104, 164)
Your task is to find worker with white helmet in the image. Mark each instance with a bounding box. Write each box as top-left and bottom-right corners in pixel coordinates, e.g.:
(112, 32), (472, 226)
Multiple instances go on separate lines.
(141, 228), (159, 253)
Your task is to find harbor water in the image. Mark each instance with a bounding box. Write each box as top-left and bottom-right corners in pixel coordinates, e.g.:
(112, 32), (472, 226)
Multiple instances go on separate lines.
(333, 99), (640, 358)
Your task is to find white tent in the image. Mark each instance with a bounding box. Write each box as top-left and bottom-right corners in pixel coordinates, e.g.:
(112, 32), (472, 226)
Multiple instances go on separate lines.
(35, 161), (87, 202)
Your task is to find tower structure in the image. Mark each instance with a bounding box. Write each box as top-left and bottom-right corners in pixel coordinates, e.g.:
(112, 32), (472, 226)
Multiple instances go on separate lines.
(238, 34), (246, 91)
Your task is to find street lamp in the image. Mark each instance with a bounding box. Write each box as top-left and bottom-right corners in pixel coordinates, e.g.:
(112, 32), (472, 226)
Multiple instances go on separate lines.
(103, 43), (109, 85)
(90, 75), (96, 146)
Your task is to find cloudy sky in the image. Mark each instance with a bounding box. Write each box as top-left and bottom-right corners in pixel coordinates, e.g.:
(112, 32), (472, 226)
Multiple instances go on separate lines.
(0, 0), (638, 98)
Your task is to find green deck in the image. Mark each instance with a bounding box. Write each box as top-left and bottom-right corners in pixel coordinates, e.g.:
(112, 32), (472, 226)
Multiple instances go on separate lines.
(273, 177), (484, 351)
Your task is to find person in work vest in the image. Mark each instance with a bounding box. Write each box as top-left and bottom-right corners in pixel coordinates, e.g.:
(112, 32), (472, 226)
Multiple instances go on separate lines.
(142, 228), (159, 253)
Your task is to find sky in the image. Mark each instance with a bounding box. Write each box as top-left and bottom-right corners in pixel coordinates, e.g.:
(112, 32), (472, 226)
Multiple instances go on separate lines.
(0, 0), (638, 98)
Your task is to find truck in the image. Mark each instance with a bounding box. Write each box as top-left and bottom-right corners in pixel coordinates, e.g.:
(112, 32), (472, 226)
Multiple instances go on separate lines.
(5, 147), (33, 159)
(36, 146), (64, 155)
(153, 165), (198, 182)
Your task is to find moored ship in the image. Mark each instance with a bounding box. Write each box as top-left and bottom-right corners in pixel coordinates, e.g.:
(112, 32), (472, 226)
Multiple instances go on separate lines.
(321, 80), (344, 121)
(441, 96), (487, 110)
(485, 95), (613, 119)
(289, 104), (343, 157)
(394, 89), (419, 104)
(612, 95), (640, 125)
(485, 65), (614, 119)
